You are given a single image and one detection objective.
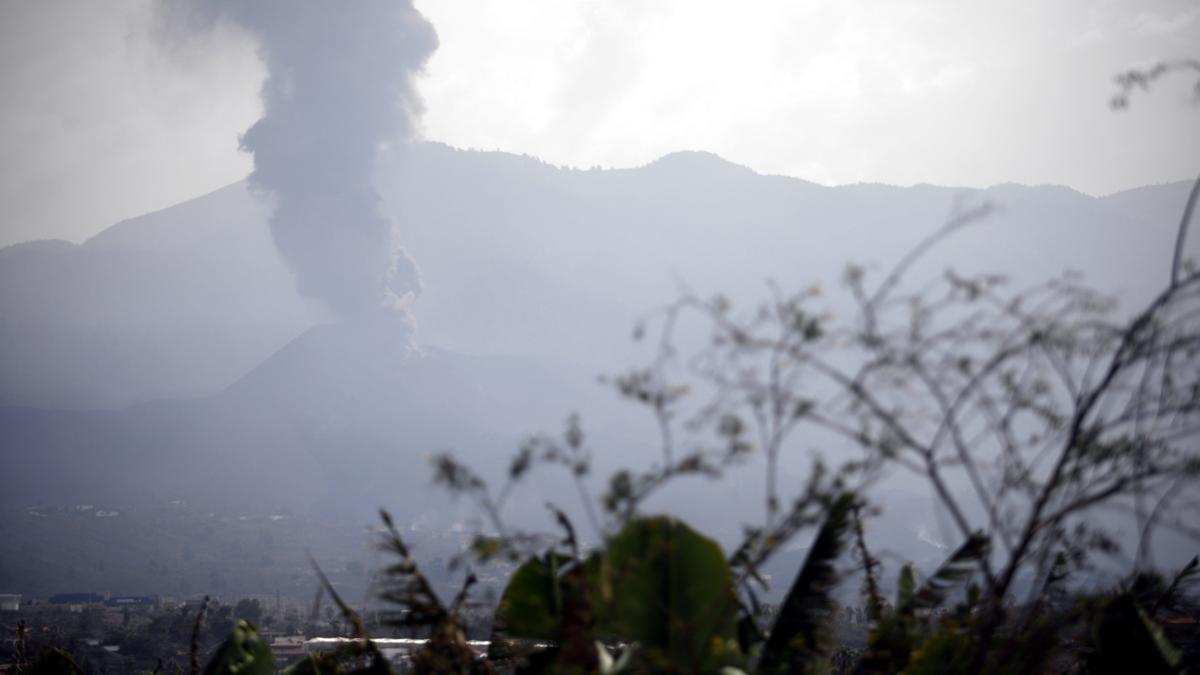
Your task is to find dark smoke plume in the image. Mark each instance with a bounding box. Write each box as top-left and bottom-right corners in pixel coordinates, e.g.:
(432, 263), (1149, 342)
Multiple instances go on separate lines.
(172, 1), (437, 316)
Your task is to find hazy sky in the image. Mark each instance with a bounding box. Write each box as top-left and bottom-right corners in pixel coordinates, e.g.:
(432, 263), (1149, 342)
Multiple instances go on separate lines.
(2, 0), (1198, 246)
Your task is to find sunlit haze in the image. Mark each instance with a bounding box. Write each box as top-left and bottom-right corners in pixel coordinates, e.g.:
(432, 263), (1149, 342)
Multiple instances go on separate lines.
(2, 0), (1198, 245)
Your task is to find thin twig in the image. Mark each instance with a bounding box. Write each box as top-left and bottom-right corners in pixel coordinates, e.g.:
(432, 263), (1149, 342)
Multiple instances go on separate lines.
(190, 595), (209, 675)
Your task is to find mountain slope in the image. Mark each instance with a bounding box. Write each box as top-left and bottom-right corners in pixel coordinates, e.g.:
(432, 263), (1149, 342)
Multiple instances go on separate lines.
(1, 143), (1191, 410)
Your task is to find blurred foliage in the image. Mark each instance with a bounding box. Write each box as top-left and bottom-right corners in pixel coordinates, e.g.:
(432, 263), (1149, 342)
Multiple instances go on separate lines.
(114, 502), (1190, 675)
(202, 620), (273, 675)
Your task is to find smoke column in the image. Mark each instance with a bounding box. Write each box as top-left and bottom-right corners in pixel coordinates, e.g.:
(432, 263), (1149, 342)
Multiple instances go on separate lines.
(177, 1), (437, 316)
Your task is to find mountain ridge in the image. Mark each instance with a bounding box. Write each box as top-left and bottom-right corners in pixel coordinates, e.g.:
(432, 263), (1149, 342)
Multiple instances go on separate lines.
(2, 142), (1192, 411)
(2, 142), (1195, 599)
(8, 143), (1192, 254)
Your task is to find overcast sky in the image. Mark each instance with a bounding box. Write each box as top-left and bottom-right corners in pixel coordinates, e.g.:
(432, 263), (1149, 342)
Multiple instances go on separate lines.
(2, 0), (1198, 247)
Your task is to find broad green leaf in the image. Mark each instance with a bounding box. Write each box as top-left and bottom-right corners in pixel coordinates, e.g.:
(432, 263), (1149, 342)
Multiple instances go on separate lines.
(203, 620), (275, 675)
(493, 552), (575, 640)
(758, 492), (855, 674)
(489, 551), (600, 672)
(594, 516), (742, 672)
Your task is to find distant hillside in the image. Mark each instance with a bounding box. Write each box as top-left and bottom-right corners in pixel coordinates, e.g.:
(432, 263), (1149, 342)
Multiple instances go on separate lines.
(0, 182), (321, 410)
(1, 142), (1191, 410)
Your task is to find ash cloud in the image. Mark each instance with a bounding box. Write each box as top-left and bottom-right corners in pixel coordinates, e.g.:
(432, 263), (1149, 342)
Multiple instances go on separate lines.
(171, 1), (438, 316)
